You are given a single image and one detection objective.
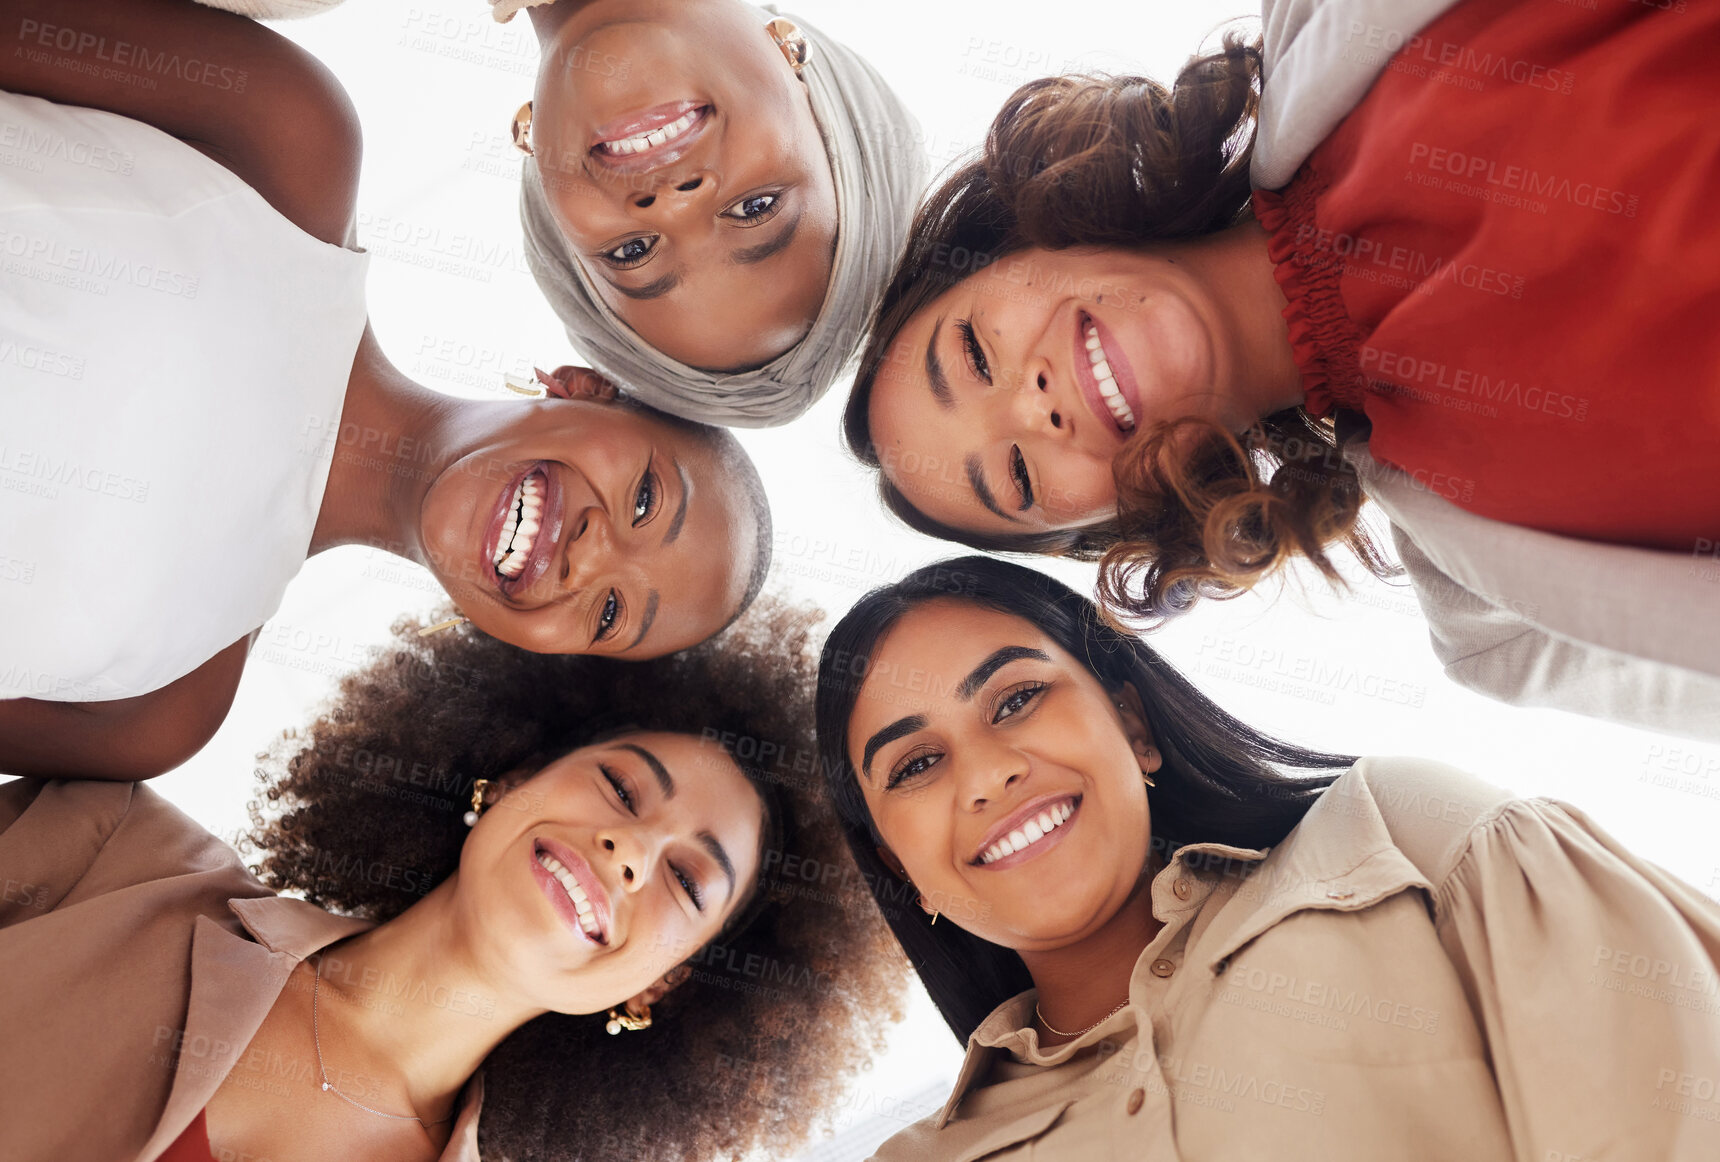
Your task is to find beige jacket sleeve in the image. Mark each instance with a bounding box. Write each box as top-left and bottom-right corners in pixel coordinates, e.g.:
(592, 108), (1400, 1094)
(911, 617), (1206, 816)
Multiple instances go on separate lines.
(1370, 763), (1720, 1161)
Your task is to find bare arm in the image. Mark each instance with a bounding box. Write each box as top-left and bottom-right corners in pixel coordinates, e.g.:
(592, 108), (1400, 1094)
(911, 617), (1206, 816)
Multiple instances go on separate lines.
(0, 634), (252, 780)
(0, 0), (361, 245)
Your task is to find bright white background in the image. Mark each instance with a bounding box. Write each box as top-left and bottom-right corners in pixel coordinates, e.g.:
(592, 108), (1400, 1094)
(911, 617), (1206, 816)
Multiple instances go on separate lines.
(141, 1), (1720, 1156)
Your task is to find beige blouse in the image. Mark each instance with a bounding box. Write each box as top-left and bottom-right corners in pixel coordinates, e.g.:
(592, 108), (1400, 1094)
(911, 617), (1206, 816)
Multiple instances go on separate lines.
(0, 778), (482, 1162)
(872, 757), (1720, 1161)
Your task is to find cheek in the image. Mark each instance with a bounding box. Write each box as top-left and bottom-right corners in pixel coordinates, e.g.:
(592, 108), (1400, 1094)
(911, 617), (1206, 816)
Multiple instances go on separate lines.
(1039, 454), (1120, 520)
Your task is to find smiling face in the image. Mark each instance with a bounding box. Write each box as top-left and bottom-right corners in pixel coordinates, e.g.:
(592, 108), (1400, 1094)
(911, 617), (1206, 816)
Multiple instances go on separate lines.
(845, 601), (1158, 953)
(530, 0), (838, 371)
(418, 398), (759, 658)
(455, 731), (765, 1013)
(867, 245), (1233, 538)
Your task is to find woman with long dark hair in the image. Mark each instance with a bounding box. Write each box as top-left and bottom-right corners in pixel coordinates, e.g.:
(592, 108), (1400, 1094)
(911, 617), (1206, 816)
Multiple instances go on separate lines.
(0, 0), (773, 780)
(845, 1), (1720, 738)
(0, 596), (904, 1162)
(816, 557), (1720, 1159)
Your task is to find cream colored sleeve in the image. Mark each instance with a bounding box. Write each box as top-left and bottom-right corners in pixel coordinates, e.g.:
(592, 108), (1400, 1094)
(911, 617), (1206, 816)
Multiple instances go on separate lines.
(1431, 797), (1720, 1161)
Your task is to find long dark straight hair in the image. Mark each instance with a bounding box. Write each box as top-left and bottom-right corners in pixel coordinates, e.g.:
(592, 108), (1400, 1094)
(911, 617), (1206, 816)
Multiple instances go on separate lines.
(814, 556), (1355, 1043)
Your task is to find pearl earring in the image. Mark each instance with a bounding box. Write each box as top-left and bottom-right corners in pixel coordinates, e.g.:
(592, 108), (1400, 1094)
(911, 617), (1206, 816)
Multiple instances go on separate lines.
(463, 778), (490, 827)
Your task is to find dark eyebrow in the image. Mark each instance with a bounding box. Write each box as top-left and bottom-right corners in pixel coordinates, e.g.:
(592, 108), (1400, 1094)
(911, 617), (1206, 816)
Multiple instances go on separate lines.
(861, 714), (928, 780)
(730, 208), (801, 266)
(956, 647), (1051, 700)
(604, 269), (682, 301)
(663, 460), (690, 546)
(924, 318), (953, 408)
(699, 831), (737, 901)
(619, 743), (674, 799)
(626, 589), (660, 651)
(965, 454), (1017, 523)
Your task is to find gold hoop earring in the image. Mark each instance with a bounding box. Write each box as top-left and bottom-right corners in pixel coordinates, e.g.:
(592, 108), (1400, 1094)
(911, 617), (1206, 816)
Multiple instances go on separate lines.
(510, 100), (534, 156)
(765, 17), (810, 74)
(418, 615), (467, 637)
(462, 778), (490, 828)
(1142, 771), (1157, 789)
(918, 895), (939, 925)
(606, 1003), (653, 1034)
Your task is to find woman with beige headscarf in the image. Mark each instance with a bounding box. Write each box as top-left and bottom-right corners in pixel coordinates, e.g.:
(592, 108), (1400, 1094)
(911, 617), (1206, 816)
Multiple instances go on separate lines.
(504, 0), (926, 427)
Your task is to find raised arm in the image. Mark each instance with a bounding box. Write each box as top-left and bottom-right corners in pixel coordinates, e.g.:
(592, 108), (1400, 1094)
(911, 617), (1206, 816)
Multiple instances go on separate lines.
(0, 0), (361, 245)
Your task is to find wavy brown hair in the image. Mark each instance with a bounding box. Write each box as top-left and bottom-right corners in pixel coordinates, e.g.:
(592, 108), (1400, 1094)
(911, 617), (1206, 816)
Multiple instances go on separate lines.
(845, 33), (1393, 624)
(246, 597), (906, 1162)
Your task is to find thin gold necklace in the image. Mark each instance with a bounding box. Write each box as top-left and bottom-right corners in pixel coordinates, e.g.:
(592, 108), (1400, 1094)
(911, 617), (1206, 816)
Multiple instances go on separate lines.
(1035, 997), (1130, 1039)
(311, 956), (453, 1129)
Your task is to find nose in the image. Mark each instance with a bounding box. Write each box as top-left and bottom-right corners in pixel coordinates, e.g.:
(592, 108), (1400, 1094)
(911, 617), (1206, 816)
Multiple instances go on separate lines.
(560, 504), (615, 590)
(1009, 362), (1065, 437)
(958, 738), (1029, 813)
(597, 825), (656, 895)
(628, 170), (717, 222)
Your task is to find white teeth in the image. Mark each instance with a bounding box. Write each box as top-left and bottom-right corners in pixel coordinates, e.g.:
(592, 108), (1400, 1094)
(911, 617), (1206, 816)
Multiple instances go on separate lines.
(537, 852), (603, 940)
(493, 471), (547, 576)
(1084, 323), (1137, 430)
(598, 109), (701, 155)
(980, 801), (1076, 865)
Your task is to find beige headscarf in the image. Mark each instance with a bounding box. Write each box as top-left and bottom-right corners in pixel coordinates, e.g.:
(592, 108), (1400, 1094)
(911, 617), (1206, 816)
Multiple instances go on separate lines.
(512, 4), (926, 428)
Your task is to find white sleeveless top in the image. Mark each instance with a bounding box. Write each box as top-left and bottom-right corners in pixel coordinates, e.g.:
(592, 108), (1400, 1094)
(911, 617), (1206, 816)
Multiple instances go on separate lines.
(0, 91), (369, 701)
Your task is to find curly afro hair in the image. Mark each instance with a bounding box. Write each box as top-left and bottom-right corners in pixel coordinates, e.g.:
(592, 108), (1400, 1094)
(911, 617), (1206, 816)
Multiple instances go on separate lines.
(247, 595), (908, 1161)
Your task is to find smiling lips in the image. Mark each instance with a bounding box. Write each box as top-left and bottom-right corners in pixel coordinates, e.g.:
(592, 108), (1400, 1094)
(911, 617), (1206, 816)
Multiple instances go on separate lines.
(484, 463), (565, 600)
(595, 104), (707, 156)
(494, 469), (545, 579)
(534, 841), (610, 944)
(974, 795), (1080, 867)
(1075, 313), (1142, 436)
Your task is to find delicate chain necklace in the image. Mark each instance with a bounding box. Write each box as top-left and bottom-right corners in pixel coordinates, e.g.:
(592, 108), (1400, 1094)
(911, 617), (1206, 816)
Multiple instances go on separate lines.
(1035, 998), (1130, 1039)
(311, 956), (453, 1129)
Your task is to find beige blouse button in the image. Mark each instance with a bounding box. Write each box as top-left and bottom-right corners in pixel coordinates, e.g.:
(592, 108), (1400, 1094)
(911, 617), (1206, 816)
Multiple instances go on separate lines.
(1126, 1087), (1146, 1115)
(1173, 879), (1192, 900)
(1149, 958), (1176, 978)
(1327, 888), (1355, 900)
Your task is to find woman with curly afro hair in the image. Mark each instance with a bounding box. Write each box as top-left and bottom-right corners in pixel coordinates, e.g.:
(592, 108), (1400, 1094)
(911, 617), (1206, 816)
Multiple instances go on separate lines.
(0, 595), (906, 1162)
(847, 1), (1720, 740)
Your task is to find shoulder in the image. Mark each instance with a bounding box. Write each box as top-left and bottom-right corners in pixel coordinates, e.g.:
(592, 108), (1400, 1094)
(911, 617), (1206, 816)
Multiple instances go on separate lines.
(1327, 757), (1517, 884)
(0, 778), (254, 917)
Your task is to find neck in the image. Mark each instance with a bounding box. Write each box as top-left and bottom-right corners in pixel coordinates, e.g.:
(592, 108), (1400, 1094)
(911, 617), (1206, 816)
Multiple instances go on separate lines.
(1166, 219), (1304, 425)
(311, 882), (547, 1122)
(310, 328), (463, 562)
(1019, 850), (1166, 1044)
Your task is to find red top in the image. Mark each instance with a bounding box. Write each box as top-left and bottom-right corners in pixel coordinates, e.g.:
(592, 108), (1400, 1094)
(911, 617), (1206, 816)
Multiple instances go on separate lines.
(158, 1110), (216, 1162)
(1254, 0), (1720, 551)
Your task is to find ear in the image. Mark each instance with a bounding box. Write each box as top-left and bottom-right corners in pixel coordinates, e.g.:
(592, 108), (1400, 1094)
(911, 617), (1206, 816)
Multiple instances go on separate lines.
(1113, 682), (1162, 775)
(535, 364), (620, 402)
(623, 963), (692, 1013)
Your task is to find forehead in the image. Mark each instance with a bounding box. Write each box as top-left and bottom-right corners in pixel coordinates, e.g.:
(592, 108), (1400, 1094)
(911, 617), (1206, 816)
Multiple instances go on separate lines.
(638, 433), (755, 653)
(868, 296), (1019, 534)
(604, 230), (834, 371)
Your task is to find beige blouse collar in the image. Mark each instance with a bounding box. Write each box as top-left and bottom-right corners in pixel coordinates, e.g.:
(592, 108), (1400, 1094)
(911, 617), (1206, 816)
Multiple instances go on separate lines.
(934, 764), (1435, 1129)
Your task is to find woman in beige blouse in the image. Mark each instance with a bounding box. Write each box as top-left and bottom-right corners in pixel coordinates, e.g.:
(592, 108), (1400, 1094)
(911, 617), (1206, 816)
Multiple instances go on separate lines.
(815, 556), (1720, 1161)
(0, 599), (901, 1162)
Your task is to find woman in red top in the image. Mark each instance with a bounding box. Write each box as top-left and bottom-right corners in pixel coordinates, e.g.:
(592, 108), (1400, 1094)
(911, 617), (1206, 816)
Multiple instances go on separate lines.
(846, 0), (1720, 733)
